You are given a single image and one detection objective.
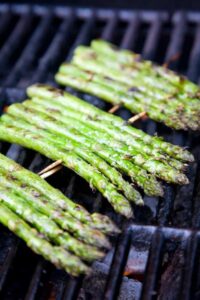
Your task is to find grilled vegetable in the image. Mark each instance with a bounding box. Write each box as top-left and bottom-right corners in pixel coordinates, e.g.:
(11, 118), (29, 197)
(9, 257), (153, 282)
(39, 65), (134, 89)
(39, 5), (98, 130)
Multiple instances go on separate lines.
(27, 84), (193, 162)
(0, 180), (104, 261)
(0, 169), (111, 249)
(22, 100), (188, 183)
(0, 203), (89, 276)
(2, 108), (164, 197)
(90, 39), (199, 94)
(0, 124), (133, 218)
(0, 153), (118, 233)
(54, 38), (200, 130)
(56, 64), (200, 131)
(24, 99), (186, 172)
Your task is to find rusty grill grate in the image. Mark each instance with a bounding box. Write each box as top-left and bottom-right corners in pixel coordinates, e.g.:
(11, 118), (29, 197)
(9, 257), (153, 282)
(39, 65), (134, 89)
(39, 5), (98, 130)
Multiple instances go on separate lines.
(0, 4), (200, 300)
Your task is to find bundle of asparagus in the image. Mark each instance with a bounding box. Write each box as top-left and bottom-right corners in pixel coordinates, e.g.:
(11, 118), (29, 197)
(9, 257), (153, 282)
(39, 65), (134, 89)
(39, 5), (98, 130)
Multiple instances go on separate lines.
(55, 39), (200, 130)
(0, 84), (193, 219)
(0, 153), (119, 276)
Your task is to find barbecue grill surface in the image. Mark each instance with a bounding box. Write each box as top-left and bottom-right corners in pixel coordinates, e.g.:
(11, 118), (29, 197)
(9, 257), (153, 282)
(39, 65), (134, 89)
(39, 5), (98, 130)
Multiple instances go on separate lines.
(0, 4), (200, 300)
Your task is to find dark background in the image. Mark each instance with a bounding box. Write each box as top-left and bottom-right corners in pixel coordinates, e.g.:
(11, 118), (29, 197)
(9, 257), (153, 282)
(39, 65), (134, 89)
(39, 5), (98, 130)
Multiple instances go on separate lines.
(1, 0), (199, 11)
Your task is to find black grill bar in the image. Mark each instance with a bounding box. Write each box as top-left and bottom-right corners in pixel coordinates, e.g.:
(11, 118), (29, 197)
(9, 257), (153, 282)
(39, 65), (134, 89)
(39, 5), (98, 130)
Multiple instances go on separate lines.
(67, 12), (96, 61)
(101, 13), (118, 42)
(120, 13), (140, 49)
(165, 12), (187, 69)
(0, 235), (19, 292)
(0, 12), (33, 69)
(142, 15), (164, 60)
(103, 229), (132, 300)
(140, 229), (165, 300)
(61, 277), (83, 300)
(187, 22), (200, 82)
(5, 12), (54, 87)
(32, 12), (75, 83)
(24, 261), (44, 300)
(178, 233), (198, 300)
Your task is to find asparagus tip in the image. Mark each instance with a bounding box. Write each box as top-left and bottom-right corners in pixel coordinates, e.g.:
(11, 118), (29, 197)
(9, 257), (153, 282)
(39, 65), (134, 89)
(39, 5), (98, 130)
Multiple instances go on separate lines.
(91, 213), (121, 234)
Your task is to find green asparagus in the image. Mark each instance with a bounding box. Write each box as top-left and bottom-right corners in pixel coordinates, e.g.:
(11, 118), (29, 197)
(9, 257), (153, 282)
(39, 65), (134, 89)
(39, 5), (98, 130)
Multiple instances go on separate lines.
(8, 102), (188, 184)
(30, 96), (186, 171)
(27, 84), (193, 162)
(0, 167), (111, 248)
(0, 181), (104, 261)
(91, 39), (200, 95)
(71, 48), (200, 128)
(0, 153), (118, 233)
(0, 203), (89, 276)
(26, 98), (187, 171)
(0, 124), (133, 218)
(55, 65), (199, 130)
(3, 108), (164, 196)
(2, 113), (143, 206)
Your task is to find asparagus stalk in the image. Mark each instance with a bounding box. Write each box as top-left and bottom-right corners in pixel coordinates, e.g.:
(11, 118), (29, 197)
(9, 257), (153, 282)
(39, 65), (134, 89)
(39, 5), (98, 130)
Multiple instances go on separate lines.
(91, 39), (200, 95)
(0, 170), (110, 249)
(0, 203), (89, 276)
(2, 113), (156, 198)
(4, 107), (164, 196)
(56, 65), (199, 130)
(55, 70), (190, 130)
(0, 153), (117, 233)
(0, 123), (133, 218)
(73, 46), (200, 108)
(71, 48), (200, 127)
(0, 181), (104, 261)
(26, 84), (194, 162)
(0, 155), (91, 223)
(2, 114), (143, 206)
(12, 102), (188, 185)
(28, 98), (187, 172)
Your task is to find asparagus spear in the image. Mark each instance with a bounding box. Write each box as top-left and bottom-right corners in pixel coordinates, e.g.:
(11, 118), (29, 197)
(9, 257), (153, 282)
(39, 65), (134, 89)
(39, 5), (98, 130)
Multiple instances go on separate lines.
(0, 124), (133, 218)
(26, 84), (194, 162)
(12, 102), (188, 185)
(0, 171), (110, 249)
(0, 182), (104, 261)
(71, 48), (200, 127)
(0, 153), (117, 233)
(73, 46), (200, 108)
(91, 39), (200, 94)
(28, 98), (187, 172)
(56, 65), (199, 130)
(55, 70), (190, 130)
(4, 107), (164, 196)
(2, 113), (143, 206)
(72, 46), (190, 99)
(0, 203), (89, 276)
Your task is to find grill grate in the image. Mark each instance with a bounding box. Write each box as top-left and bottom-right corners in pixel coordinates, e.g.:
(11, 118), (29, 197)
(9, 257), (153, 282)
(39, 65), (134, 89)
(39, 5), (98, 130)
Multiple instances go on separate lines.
(0, 4), (199, 300)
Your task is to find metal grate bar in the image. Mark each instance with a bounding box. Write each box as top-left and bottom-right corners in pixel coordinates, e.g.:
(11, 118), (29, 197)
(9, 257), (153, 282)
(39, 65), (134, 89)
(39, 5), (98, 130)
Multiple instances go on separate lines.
(165, 12), (187, 68)
(143, 15), (164, 60)
(33, 12), (75, 83)
(101, 13), (118, 42)
(0, 12), (34, 68)
(187, 22), (200, 82)
(140, 229), (165, 300)
(24, 261), (44, 300)
(0, 235), (19, 292)
(61, 277), (83, 300)
(120, 13), (140, 49)
(103, 230), (132, 300)
(67, 13), (96, 61)
(5, 12), (54, 87)
(178, 233), (198, 300)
